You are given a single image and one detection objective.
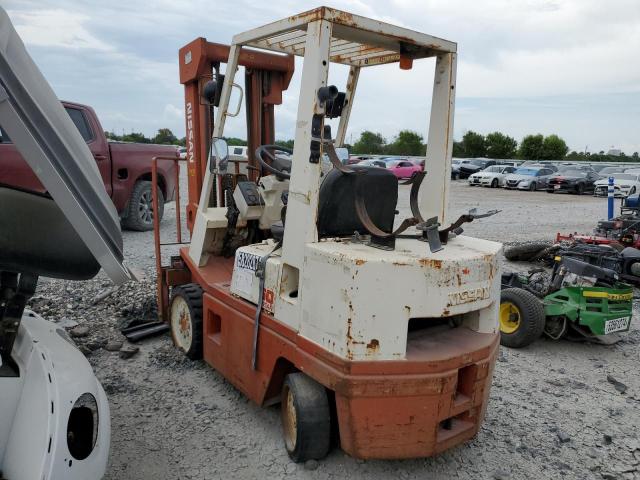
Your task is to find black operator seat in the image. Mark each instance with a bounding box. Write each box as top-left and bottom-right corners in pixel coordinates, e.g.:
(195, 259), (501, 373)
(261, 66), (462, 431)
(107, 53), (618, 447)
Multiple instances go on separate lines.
(317, 165), (398, 238)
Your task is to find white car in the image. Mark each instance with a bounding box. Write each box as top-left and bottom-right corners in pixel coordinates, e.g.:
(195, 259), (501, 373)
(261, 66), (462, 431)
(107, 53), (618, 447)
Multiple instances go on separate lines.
(593, 173), (640, 197)
(468, 165), (517, 188)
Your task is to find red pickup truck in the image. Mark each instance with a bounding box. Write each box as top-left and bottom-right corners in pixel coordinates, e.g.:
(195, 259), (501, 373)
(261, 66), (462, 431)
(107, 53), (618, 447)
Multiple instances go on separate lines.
(0, 101), (178, 231)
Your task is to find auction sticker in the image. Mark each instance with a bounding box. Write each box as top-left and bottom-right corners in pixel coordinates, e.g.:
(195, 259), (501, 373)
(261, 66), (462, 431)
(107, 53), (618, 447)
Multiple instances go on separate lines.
(232, 251), (261, 296)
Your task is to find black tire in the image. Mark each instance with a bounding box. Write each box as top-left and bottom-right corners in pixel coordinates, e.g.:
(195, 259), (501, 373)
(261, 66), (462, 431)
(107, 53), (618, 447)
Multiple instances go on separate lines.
(504, 242), (552, 261)
(491, 178), (499, 188)
(169, 284), (203, 360)
(499, 288), (546, 348)
(529, 182), (537, 191)
(281, 373), (331, 463)
(122, 180), (164, 231)
(575, 183), (584, 195)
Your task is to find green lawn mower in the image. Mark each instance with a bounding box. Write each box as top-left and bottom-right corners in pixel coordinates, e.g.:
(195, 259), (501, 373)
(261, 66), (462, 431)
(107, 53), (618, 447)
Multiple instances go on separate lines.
(500, 255), (633, 348)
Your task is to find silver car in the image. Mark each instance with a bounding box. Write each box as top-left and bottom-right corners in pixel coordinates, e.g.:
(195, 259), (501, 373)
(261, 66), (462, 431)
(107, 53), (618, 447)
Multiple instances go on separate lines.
(504, 166), (555, 191)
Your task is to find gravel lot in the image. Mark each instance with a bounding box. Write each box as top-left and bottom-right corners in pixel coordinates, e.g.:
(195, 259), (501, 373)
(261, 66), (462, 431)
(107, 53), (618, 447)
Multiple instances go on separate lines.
(31, 180), (640, 480)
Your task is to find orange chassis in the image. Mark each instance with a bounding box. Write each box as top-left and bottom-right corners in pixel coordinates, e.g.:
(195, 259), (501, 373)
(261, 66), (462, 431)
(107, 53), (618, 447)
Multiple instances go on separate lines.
(164, 248), (499, 459)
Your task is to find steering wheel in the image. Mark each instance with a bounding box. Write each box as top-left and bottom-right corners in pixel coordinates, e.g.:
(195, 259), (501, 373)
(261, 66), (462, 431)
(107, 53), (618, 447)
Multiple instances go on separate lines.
(255, 145), (293, 180)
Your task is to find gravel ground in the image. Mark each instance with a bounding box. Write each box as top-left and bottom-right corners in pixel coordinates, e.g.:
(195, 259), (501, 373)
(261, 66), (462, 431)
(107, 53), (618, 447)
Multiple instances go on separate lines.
(31, 180), (640, 480)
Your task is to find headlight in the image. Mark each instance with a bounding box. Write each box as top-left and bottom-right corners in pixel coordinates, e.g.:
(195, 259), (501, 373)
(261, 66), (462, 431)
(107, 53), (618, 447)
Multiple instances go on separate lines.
(67, 393), (99, 460)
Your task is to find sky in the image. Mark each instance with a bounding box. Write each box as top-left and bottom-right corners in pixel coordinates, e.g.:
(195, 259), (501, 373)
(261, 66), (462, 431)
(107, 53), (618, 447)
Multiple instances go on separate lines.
(4, 0), (640, 154)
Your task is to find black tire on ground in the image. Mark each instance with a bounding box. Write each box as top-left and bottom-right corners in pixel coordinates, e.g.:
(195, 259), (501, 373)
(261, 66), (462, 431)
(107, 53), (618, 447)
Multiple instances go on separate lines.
(575, 183), (584, 195)
(503, 242), (553, 261)
(122, 180), (164, 231)
(491, 178), (499, 188)
(281, 373), (331, 463)
(169, 284), (204, 360)
(499, 288), (546, 348)
(529, 182), (537, 191)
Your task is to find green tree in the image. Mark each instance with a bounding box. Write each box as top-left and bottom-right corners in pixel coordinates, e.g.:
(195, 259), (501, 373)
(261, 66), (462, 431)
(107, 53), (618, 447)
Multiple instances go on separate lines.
(632, 152), (639, 160)
(353, 131), (386, 154)
(104, 131), (121, 141)
(452, 140), (464, 157)
(274, 139), (295, 150)
(541, 134), (568, 160)
(518, 134), (544, 160)
(386, 130), (424, 156)
(152, 128), (178, 145)
(461, 131), (486, 157)
(121, 132), (150, 143)
(485, 132), (517, 159)
(224, 137), (247, 146)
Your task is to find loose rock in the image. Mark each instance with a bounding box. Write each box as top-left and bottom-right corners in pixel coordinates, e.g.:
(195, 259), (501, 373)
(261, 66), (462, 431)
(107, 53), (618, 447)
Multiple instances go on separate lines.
(70, 325), (90, 338)
(119, 345), (139, 359)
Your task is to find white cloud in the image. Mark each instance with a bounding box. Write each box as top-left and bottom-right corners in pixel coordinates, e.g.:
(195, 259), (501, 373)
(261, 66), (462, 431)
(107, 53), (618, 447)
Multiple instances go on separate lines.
(4, 0), (639, 153)
(10, 9), (113, 51)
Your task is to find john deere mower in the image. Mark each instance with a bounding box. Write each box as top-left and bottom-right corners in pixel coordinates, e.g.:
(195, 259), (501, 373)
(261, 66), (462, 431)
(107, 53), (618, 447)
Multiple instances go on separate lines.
(500, 255), (633, 348)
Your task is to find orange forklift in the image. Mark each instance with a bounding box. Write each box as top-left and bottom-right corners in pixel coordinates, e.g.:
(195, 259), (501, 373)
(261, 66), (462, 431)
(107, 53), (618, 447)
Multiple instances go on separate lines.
(154, 7), (501, 462)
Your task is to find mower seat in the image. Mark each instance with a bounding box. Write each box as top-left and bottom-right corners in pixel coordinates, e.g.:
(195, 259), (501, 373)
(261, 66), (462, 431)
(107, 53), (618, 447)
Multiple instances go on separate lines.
(0, 186), (101, 280)
(317, 165), (397, 238)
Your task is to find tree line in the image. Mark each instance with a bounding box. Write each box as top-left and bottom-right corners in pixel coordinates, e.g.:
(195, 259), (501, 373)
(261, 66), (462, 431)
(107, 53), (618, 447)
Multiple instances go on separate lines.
(105, 128), (185, 145)
(105, 128), (639, 163)
(351, 129), (639, 162)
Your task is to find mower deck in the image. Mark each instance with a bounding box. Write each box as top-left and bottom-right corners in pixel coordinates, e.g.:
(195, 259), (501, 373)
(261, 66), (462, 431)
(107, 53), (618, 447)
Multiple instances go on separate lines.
(181, 247), (499, 459)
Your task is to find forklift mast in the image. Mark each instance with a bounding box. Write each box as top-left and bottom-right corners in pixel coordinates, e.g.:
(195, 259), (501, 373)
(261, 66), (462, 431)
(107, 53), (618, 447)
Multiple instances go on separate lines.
(178, 38), (294, 231)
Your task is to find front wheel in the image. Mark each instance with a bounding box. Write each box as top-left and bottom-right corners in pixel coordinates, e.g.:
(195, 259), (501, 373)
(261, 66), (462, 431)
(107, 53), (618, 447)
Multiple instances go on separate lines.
(169, 284), (204, 360)
(529, 182), (537, 191)
(281, 373), (331, 463)
(499, 288), (546, 348)
(122, 180), (164, 231)
(575, 183), (584, 195)
(491, 178), (499, 188)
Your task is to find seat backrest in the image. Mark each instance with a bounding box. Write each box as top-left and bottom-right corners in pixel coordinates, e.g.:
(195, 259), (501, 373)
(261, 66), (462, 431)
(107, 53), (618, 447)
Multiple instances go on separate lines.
(317, 165), (397, 238)
(0, 186), (101, 280)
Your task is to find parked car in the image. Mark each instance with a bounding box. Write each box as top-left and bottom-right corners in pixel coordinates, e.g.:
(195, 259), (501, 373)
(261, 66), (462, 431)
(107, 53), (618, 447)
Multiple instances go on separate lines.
(593, 173), (640, 197)
(525, 162), (559, 173)
(359, 159), (387, 168)
(386, 159), (423, 179)
(556, 164), (595, 174)
(457, 159), (497, 179)
(348, 155), (371, 164)
(546, 169), (600, 194)
(468, 165), (517, 188)
(590, 164), (614, 173)
(452, 158), (472, 179)
(598, 166), (628, 175)
(623, 168), (640, 175)
(409, 158), (425, 168)
(504, 166), (555, 191)
(0, 101), (177, 231)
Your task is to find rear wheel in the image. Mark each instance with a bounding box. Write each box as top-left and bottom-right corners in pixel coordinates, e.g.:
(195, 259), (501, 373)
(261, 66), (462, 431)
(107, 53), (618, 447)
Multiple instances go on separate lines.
(281, 373), (331, 463)
(122, 180), (164, 231)
(499, 288), (546, 348)
(169, 284), (203, 360)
